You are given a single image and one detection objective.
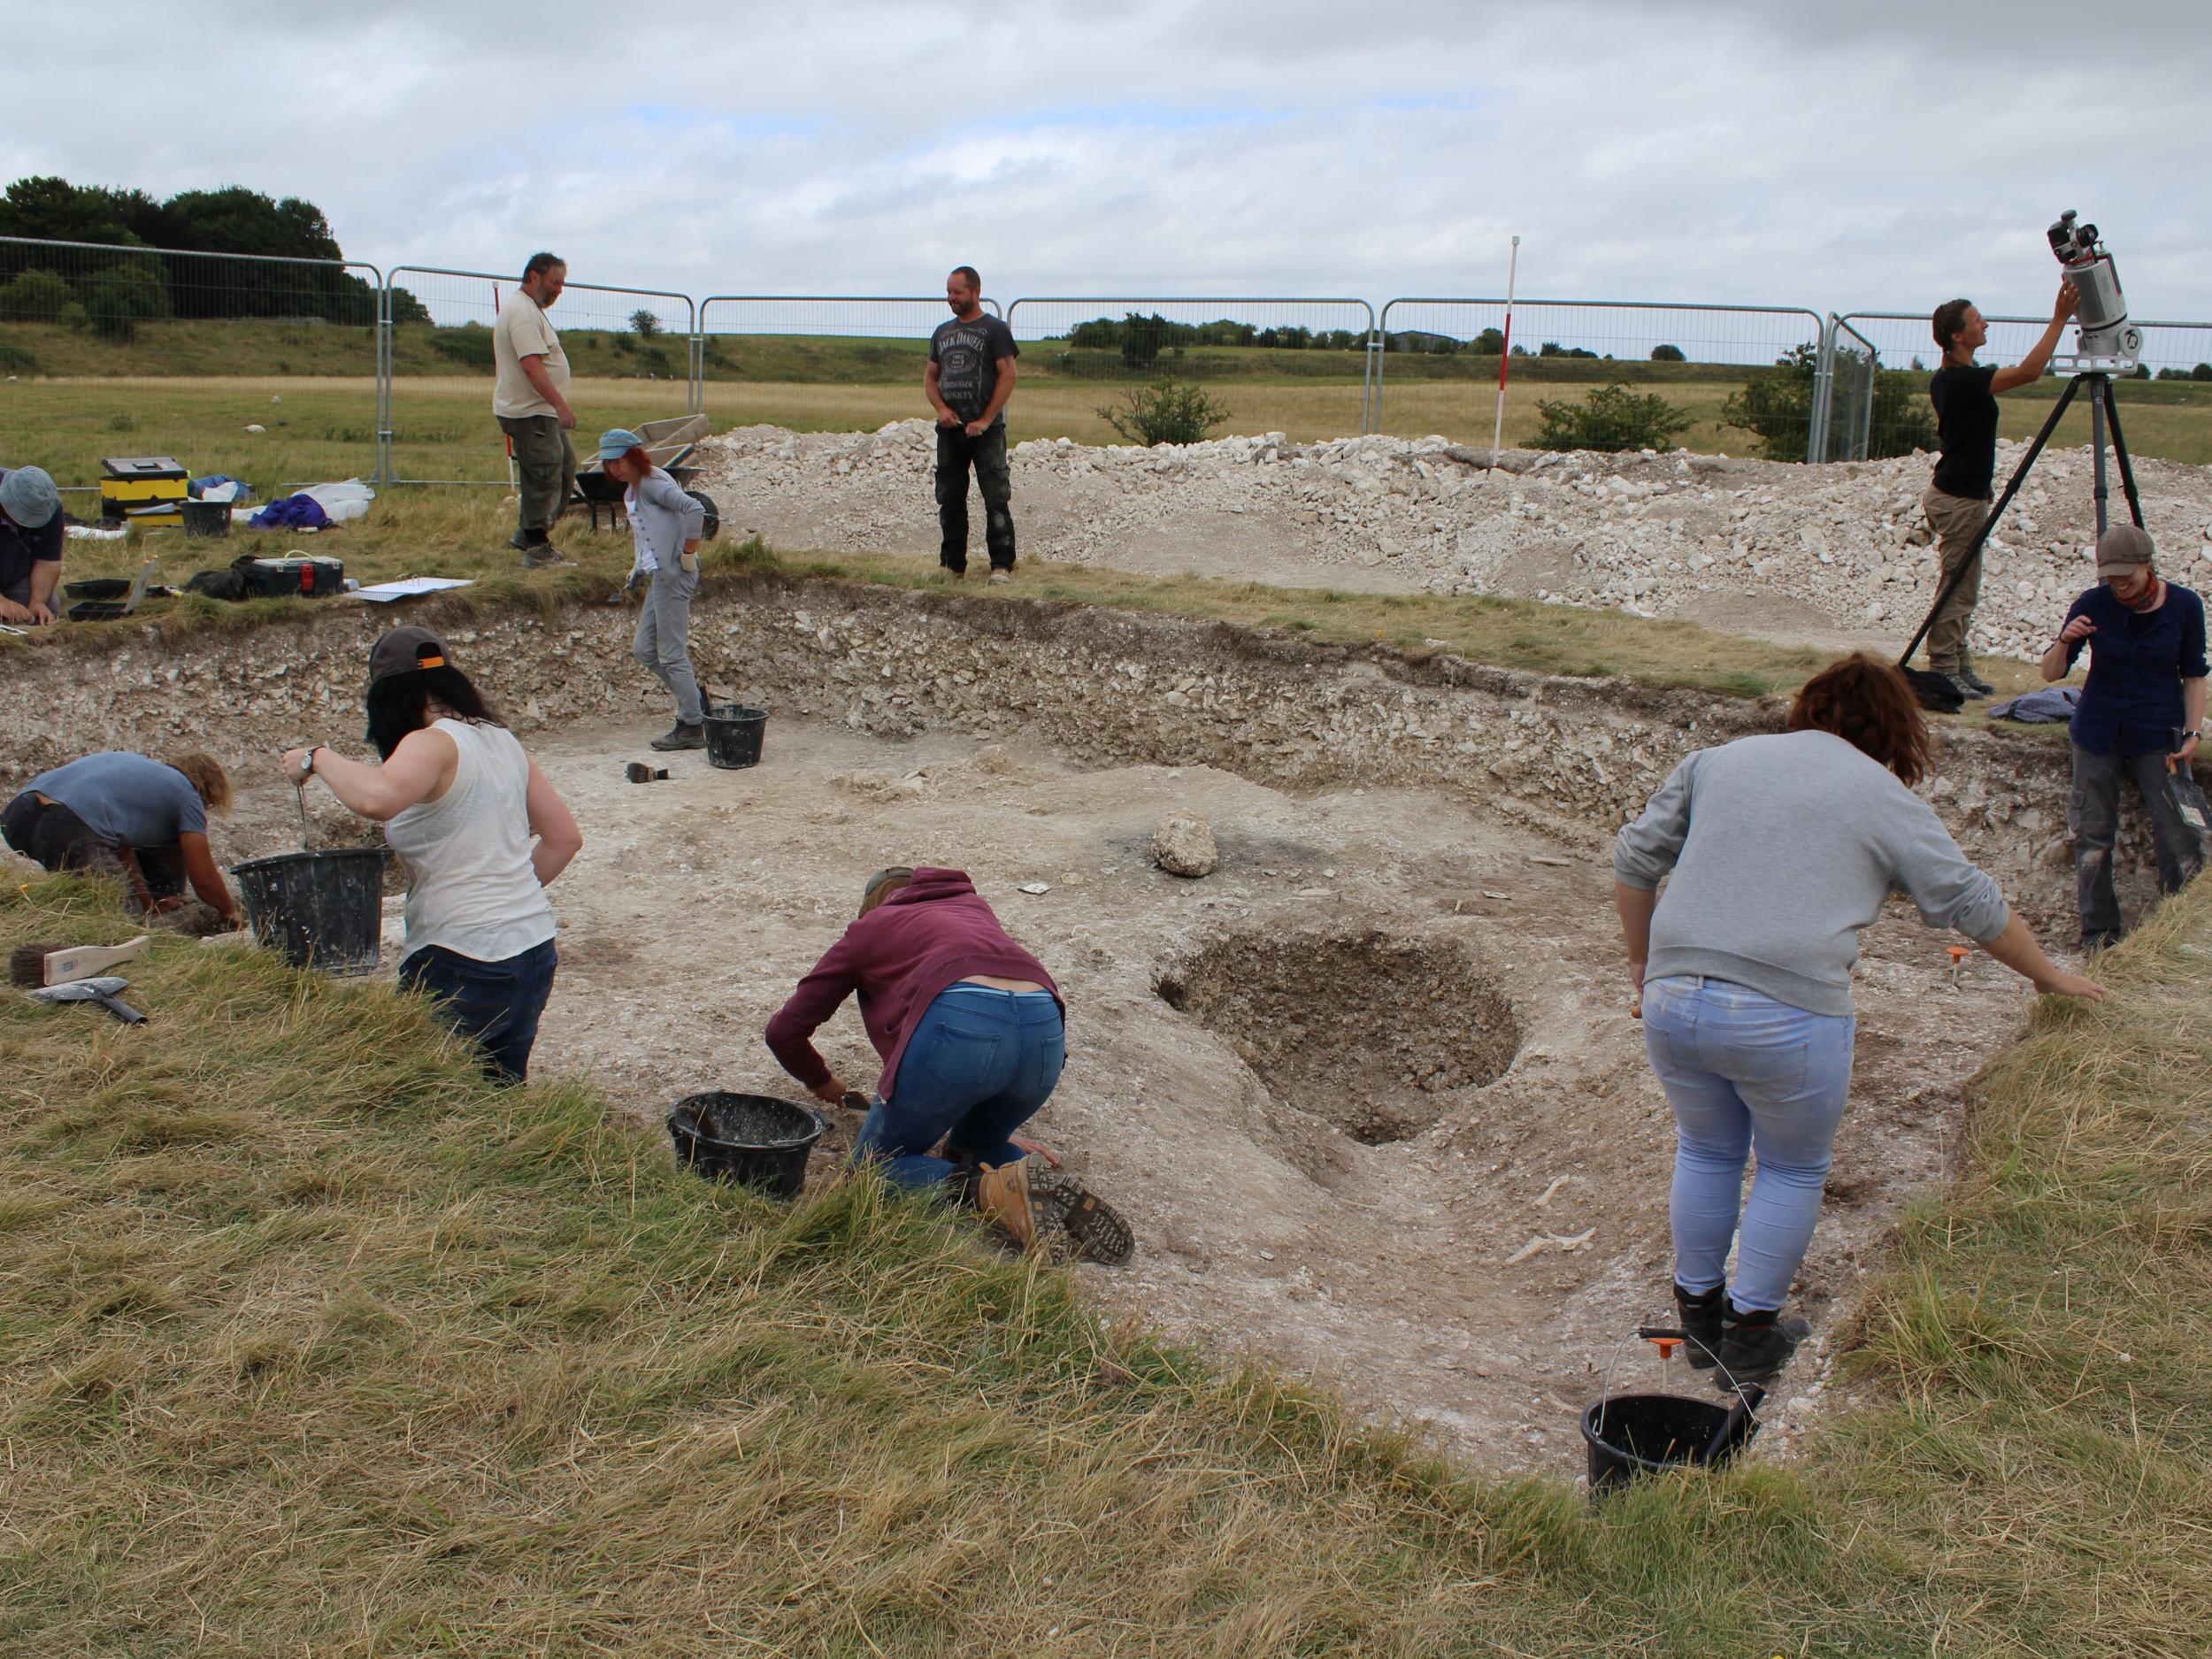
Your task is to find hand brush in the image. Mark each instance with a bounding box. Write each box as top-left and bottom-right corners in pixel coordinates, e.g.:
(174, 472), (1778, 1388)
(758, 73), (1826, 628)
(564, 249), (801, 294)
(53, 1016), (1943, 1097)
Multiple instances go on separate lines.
(9, 934), (151, 988)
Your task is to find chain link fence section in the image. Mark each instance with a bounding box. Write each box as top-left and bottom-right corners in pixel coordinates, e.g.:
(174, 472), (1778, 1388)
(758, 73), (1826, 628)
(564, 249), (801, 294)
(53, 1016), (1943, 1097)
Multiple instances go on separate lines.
(1001, 298), (1375, 444)
(1835, 311), (2212, 465)
(381, 265), (695, 484)
(694, 296), (1000, 438)
(1374, 299), (1825, 459)
(0, 234), (382, 498)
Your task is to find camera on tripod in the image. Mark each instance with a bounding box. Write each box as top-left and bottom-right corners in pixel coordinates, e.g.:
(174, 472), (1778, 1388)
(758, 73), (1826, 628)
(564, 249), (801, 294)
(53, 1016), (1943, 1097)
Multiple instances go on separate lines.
(2048, 210), (2142, 373)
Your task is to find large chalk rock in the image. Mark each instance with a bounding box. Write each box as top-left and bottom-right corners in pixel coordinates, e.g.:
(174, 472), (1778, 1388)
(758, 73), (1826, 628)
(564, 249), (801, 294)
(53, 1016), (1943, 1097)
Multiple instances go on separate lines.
(1154, 813), (1219, 878)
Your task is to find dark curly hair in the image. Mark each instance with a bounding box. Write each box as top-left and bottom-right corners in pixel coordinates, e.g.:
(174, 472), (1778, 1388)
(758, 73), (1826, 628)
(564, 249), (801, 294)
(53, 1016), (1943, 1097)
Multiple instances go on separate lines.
(1787, 653), (1933, 787)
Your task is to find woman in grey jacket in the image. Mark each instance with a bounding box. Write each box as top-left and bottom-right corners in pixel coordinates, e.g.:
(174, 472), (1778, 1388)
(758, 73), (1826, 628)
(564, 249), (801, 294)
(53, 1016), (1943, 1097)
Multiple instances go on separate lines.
(601, 428), (710, 750)
(1613, 654), (2101, 1388)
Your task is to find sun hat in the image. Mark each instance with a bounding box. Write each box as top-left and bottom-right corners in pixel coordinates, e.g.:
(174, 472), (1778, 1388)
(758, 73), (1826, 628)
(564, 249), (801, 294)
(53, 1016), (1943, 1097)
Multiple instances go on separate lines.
(597, 427), (642, 463)
(367, 626), (451, 686)
(0, 465), (59, 528)
(2095, 522), (2155, 578)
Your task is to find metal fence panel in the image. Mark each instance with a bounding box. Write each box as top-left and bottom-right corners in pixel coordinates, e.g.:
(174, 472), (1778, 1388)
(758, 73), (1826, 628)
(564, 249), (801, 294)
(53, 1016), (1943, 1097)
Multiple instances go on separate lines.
(382, 265), (695, 485)
(1834, 311), (2212, 463)
(1374, 299), (1825, 459)
(1002, 297), (1376, 443)
(0, 234), (381, 497)
(1820, 315), (1880, 462)
(694, 296), (1000, 439)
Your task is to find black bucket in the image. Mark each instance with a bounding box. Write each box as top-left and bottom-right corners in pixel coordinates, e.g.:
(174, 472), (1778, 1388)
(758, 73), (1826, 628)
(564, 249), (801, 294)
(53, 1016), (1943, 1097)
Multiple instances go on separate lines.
(232, 849), (389, 974)
(1580, 1393), (1740, 1494)
(703, 704), (767, 771)
(666, 1091), (826, 1199)
(181, 498), (232, 539)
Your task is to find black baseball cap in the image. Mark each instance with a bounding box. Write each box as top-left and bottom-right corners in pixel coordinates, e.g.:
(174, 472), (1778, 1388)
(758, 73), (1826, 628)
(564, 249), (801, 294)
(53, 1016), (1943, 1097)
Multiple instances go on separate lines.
(367, 626), (451, 685)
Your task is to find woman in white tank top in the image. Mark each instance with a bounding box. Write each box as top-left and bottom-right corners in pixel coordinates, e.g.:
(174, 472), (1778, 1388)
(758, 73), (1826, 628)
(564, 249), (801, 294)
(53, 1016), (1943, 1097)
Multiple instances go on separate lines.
(282, 626), (582, 1082)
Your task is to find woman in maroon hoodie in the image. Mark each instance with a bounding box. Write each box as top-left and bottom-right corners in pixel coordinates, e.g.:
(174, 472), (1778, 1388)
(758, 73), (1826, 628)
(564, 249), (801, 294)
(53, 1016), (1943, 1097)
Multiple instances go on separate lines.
(765, 866), (1132, 1264)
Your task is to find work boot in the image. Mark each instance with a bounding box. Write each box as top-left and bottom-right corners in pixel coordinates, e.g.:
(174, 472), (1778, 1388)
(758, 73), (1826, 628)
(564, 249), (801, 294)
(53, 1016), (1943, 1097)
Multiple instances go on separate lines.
(523, 545), (572, 570)
(1959, 659), (1997, 697)
(1945, 672), (1988, 702)
(972, 1160), (1038, 1250)
(649, 721), (705, 752)
(936, 564), (966, 581)
(988, 568), (1012, 586)
(1673, 1281), (1725, 1371)
(1715, 1300), (1806, 1391)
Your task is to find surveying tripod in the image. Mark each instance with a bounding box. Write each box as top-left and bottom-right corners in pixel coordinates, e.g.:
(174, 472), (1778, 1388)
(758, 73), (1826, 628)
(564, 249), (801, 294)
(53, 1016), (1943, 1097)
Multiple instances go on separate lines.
(1898, 371), (2146, 684)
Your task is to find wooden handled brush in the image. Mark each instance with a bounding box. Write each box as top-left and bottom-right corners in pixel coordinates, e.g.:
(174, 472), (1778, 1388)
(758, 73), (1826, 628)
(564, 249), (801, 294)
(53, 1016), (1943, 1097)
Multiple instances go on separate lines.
(9, 934), (151, 988)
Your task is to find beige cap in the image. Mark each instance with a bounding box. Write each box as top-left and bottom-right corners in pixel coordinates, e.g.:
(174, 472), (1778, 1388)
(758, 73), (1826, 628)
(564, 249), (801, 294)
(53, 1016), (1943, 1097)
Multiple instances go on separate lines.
(2096, 522), (2155, 577)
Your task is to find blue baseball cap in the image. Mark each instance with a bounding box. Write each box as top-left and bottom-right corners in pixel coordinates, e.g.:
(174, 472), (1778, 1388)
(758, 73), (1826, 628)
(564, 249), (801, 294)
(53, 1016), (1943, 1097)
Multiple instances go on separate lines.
(596, 428), (641, 463)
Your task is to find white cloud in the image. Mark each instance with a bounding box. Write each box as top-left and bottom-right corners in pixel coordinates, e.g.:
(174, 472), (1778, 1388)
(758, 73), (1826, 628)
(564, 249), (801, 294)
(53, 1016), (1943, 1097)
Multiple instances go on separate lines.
(5, 0), (2207, 346)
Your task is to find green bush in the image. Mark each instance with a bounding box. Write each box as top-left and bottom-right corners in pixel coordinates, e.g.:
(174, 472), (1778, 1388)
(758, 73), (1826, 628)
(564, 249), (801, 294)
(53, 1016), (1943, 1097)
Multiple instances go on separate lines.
(1723, 344), (1937, 462)
(0, 342), (37, 373)
(76, 262), (170, 342)
(426, 324), (495, 368)
(0, 268), (74, 322)
(1532, 380), (1692, 452)
(1473, 326), (1505, 355)
(630, 308), (661, 340)
(1098, 376), (1233, 446)
(1650, 343), (1686, 362)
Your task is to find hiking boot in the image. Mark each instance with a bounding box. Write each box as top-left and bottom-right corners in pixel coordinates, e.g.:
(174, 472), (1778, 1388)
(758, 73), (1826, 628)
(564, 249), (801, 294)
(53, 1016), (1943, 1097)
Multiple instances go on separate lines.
(1959, 661), (1997, 697)
(509, 529), (535, 552)
(937, 564), (966, 581)
(1944, 672), (1988, 701)
(1673, 1281), (1725, 1371)
(1715, 1301), (1807, 1390)
(649, 720), (705, 752)
(973, 1160), (1038, 1249)
(523, 546), (572, 570)
(988, 569), (1012, 585)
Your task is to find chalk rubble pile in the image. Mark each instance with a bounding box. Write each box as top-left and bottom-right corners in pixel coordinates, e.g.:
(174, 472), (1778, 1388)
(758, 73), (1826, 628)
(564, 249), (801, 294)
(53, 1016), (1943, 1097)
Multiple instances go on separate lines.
(698, 421), (2212, 662)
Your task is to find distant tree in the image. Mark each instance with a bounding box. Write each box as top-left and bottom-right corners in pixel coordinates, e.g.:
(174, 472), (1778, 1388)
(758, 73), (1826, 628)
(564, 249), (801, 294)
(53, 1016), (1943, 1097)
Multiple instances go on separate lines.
(630, 308), (662, 339)
(1650, 343), (1686, 362)
(1098, 376), (1232, 446)
(2195, 363), (2212, 381)
(0, 175), (141, 249)
(386, 285), (432, 326)
(2131, 364), (2153, 380)
(1121, 311), (1168, 370)
(1473, 326), (1505, 354)
(2157, 366), (2186, 380)
(1533, 381), (1693, 452)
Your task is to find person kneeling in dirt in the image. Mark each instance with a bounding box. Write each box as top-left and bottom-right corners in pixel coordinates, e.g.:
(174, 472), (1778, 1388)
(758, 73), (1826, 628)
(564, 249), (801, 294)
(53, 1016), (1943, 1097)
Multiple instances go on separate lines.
(3, 749), (242, 926)
(1613, 653), (2101, 1389)
(281, 627), (582, 1084)
(601, 426), (709, 751)
(764, 865), (1132, 1263)
(2039, 523), (2208, 951)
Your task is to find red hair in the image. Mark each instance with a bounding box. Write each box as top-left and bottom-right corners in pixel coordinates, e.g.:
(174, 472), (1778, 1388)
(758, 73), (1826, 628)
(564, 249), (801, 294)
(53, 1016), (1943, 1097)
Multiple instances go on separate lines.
(1787, 653), (1934, 787)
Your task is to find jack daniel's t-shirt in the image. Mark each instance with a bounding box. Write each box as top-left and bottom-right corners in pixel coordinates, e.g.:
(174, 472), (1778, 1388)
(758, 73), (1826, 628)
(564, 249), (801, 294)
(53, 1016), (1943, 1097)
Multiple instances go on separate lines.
(929, 313), (1018, 426)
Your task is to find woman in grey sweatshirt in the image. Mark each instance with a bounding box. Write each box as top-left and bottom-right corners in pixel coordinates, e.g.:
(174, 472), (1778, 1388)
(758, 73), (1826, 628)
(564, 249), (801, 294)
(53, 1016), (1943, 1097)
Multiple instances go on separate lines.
(601, 428), (710, 750)
(1613, 654), (2100, 1388)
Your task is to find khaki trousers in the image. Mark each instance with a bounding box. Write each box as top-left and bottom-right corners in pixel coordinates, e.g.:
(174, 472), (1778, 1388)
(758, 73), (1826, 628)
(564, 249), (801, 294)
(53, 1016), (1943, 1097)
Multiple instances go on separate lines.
(1921, 485), (1991, 674)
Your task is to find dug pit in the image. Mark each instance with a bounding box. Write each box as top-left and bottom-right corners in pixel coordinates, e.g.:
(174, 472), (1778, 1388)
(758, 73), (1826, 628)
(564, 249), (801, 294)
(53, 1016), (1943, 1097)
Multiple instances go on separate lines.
(1156, 932), (1519, 1144)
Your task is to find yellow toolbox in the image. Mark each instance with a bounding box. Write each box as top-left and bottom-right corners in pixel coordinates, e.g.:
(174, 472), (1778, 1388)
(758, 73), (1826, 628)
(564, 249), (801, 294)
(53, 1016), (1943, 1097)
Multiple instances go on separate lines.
(100, 456), (188, 525)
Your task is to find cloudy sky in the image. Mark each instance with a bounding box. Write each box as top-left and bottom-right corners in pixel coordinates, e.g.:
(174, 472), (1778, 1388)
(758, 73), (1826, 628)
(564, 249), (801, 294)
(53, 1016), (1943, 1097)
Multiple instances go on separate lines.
(7, 0), (2208, 326)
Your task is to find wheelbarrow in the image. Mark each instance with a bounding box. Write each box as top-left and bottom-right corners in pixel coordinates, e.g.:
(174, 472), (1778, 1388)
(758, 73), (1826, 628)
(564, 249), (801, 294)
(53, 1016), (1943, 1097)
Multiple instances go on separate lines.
(569, 413), (718, 534)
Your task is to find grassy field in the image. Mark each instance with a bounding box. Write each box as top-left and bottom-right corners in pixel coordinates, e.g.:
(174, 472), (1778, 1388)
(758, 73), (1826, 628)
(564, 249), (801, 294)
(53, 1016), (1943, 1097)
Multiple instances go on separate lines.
(4, 833), (2208, 1654)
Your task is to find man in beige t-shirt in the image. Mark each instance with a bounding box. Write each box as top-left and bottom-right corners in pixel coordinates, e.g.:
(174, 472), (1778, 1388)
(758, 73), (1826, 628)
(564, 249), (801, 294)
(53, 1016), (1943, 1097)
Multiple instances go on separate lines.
(492, 252), (578, 567)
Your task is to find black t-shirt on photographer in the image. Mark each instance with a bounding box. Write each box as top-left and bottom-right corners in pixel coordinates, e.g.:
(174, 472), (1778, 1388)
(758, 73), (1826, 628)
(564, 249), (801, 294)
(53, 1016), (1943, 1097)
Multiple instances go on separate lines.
(1929, 362), (1999, 500)
(930, 313), (1018, 426)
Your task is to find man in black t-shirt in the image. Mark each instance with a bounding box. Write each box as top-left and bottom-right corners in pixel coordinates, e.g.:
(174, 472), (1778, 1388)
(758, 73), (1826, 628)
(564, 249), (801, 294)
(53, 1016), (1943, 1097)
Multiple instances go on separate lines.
(926, 266), (1020, 581)
(1919, 282), (2076, 698)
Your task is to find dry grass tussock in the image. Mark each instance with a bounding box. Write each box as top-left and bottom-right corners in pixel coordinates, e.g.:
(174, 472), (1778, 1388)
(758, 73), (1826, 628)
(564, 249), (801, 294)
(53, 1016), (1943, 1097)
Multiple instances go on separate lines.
(6, 872), (2212, 1653)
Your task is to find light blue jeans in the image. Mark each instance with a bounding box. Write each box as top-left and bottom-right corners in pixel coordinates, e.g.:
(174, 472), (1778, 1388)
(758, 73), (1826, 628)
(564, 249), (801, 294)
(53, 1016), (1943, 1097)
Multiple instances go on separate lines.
(1641, 975), (1856, 1312)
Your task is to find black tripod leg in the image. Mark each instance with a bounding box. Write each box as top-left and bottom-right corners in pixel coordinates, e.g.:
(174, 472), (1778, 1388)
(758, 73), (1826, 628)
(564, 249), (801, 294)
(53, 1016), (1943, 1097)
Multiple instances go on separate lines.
(1897, 374), (2084, 670)
(2100, 378), (2147, 529)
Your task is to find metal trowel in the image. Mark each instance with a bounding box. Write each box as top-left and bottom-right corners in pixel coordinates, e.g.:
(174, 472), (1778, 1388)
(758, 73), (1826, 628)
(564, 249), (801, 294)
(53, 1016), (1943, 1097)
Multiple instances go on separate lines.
(25, 974), (147, 1024)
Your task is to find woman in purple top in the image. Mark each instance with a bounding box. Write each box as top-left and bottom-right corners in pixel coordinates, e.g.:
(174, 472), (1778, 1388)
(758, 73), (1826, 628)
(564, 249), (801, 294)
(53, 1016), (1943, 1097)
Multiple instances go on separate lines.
(2041, 522), (2208, 949)
(766, 865), (1132, 1264)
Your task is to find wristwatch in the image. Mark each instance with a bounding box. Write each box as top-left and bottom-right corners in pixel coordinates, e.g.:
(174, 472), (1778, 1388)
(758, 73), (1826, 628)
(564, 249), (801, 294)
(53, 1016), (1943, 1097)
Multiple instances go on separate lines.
(301, 745), (321, 778)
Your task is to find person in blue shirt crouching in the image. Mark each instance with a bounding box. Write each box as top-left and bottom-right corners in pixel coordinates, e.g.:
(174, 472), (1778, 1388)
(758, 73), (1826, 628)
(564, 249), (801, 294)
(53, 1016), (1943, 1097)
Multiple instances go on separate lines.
(2041, 522), (2208, 950)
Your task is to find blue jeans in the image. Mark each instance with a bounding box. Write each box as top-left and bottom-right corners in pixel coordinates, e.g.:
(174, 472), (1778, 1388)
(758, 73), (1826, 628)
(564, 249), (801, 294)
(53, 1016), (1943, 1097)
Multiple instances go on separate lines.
(399, 938), (558, 1085)
(856, 984), (1064, 1193)
(1641, 975), (1856, 1312)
